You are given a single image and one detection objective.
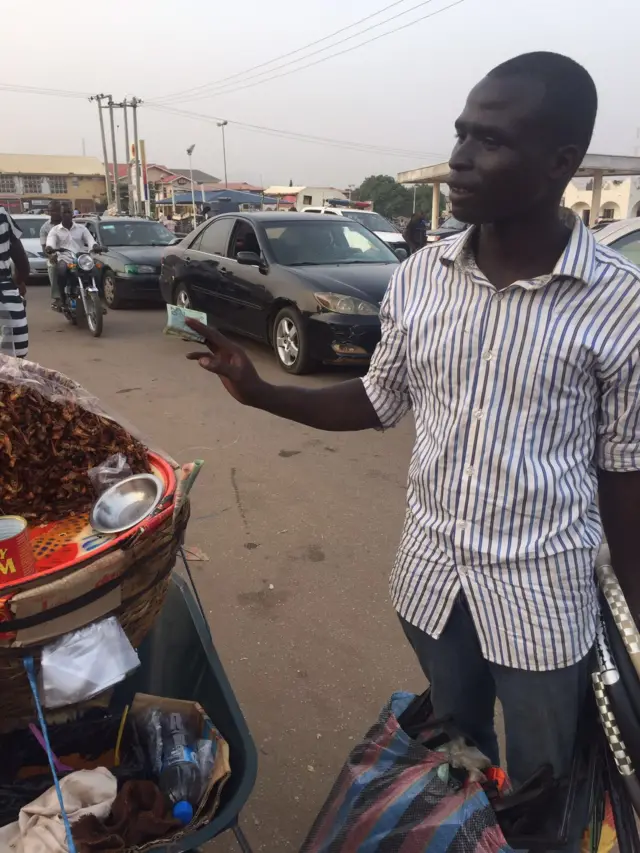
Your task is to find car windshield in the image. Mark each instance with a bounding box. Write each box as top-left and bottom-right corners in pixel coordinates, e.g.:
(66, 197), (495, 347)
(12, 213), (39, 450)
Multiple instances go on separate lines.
(440, 216), (466, 231)
(344, 211), (397, 233)
(264, 220), (398, 266)
(98, 220), (175, 247)
(14, 218), (46, 239)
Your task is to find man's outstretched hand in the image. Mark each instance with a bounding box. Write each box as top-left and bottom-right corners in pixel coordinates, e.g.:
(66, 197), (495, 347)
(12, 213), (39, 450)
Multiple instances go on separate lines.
(185, 318), (263, 405)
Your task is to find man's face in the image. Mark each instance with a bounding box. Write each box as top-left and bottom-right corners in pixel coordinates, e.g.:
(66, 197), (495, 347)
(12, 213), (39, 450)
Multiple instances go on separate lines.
(49, 205), (62, 225)
(447, 75), (574, 224)
(61, 209), (73, 228)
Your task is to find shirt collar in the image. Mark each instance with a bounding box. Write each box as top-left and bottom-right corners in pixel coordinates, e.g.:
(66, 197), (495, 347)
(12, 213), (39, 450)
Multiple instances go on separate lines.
(440, 213), (598, 287)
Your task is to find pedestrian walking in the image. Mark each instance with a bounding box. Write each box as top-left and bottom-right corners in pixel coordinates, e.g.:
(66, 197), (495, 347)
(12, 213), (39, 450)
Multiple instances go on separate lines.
(403, 211), (427, 253)
(0, 206), (30, 358)
(185, 52), (640, 804)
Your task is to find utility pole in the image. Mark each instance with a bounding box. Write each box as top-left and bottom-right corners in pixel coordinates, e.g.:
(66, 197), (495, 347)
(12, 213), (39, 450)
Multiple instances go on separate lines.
(121, 101), (131, 214)
(187, 145), (197, 230)
(90, 94), (112, 207)
(217, 120), (228, 188)
(131, 98), (143, 217)
(107, 97), (121, 213)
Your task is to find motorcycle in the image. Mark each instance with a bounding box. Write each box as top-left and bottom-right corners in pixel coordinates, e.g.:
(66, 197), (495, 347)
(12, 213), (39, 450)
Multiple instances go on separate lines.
(60, 251), (103, 337)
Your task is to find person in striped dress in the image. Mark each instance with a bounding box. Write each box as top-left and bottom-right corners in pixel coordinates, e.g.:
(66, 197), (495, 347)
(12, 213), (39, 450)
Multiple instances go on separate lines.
(185, 52), (640, 803)
(0, 207), (30, 358)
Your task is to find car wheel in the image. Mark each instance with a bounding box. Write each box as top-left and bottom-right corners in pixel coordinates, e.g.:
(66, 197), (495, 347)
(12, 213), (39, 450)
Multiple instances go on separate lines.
(174, 283), (192, 310)
(102, 271), (123, 309)
(273, 306), (315, 375)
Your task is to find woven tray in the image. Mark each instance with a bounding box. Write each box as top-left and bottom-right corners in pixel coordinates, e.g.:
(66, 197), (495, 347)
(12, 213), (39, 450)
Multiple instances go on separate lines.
(0, 455), (189, 725)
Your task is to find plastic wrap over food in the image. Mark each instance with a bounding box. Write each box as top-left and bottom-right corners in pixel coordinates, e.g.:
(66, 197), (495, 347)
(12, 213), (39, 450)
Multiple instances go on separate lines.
(88, 453), (134, 496)
(0, 356), (175, 522)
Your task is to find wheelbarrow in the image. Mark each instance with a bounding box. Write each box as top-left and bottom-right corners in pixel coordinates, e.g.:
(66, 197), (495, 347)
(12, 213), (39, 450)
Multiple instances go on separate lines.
(114, 566), (258, 852)
(21, 559), (257, 853)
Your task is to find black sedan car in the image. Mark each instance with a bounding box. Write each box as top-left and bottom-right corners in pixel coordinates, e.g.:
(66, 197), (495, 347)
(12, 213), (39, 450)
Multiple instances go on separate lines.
(78, 216), (178, 309)
(160, 212), (401, 374)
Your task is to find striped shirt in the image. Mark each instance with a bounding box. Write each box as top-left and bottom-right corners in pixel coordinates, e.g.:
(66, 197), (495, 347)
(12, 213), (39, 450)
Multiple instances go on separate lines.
(0, 207), (27, 358)
(362, 216), (640, 671)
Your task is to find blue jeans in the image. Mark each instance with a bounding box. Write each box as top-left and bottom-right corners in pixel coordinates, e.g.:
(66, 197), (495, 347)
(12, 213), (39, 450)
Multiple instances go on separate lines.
(399, 597), (591, 786)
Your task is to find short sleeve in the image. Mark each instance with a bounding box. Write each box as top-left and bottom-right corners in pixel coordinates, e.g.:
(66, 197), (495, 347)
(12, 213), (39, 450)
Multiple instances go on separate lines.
(361, 265), (411, 429)
(0, 209), (20, 240)
(46, 227), (58, 249)
(597, 342), (640, 471)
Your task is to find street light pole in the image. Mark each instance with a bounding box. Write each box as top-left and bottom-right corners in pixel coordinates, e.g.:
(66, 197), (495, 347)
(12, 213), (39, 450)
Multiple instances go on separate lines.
(412, 184), (417, 214)
(187, 144), (197, 230)
(217, 121), (228, 188)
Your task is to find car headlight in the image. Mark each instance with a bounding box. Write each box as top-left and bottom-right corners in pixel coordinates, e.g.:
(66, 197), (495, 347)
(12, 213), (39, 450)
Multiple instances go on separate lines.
(314, 293), (379, 316)
(125, 264), (156, 274)
(77, 253), (95, 271)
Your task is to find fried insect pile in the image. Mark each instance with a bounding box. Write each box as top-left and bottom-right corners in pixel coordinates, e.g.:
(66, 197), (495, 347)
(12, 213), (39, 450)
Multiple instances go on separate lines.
(0, 380), (150, 522)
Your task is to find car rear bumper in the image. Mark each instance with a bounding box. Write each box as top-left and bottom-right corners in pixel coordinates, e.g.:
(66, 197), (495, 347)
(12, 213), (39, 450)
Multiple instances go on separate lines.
(114, 273), (162, 301)
(307, 312), (381, 364)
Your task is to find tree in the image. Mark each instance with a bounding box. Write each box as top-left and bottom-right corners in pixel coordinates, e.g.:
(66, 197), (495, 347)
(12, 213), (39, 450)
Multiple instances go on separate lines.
(353, 175), (411, 219)
(354, 175), (446, 221)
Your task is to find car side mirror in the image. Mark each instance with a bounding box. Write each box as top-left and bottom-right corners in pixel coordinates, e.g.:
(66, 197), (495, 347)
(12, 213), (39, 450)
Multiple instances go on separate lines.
(394, 247), (408, 261)
(236, 251), (262, 266)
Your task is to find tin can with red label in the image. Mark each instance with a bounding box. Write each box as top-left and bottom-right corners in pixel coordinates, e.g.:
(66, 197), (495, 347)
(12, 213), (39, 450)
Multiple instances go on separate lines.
(0, 516), (36, 582)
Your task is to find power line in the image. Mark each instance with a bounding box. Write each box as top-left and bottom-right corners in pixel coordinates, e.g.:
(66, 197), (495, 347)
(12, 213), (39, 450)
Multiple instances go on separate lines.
(0, 83), (91, 99)
(152, 0), (466, 103)
(146, 102), (446, 160)
(148, 0), (415, 105)
(158, 0), (443, 105)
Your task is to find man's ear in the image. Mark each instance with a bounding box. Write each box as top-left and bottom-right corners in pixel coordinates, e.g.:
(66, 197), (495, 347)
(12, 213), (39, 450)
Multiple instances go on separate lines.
(549, 144), (582, 183)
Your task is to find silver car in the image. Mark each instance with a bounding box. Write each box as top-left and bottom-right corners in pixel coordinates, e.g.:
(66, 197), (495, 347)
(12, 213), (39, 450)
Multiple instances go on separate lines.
(12, 214), (49, 279)
(594, 217), (640, 265)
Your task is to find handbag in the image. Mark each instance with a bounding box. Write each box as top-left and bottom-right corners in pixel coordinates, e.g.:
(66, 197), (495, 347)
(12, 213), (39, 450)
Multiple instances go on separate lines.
(300, 691), (513, 853)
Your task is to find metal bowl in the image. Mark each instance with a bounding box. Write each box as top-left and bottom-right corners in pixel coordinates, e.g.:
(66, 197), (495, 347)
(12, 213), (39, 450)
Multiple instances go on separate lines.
(90, 474), (164, 534)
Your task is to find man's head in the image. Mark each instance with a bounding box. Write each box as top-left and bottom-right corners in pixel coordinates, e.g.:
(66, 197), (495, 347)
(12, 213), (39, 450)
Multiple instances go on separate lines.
(448, 52), (598, 225)
(60, 206), (73, 228)
(48, 201), (62, 225)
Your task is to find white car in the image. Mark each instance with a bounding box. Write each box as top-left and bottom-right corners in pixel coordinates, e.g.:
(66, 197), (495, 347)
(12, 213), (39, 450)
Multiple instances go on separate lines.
(301, 207), (409, 255)
(593, 217), (640, 265)
(12, 214), (49, 280)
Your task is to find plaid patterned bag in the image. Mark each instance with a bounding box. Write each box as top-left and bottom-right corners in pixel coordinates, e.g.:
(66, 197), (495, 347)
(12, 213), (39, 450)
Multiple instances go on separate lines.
(300, 692), (513, 853)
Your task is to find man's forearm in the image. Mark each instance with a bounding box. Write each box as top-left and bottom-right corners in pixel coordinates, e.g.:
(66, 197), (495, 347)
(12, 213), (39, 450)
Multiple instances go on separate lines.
(599, 469), (640, 616)
(247, 377), (380, 432)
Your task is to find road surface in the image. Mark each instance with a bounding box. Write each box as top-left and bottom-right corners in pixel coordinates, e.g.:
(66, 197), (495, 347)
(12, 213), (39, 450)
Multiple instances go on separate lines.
(26, 287), (424, 851)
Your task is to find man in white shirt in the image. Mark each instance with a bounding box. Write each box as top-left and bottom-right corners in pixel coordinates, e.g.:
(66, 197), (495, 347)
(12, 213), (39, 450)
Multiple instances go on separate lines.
(40, 201), (62, 309)
(46, 207), (97, 261)
(46, 207), (98, 310)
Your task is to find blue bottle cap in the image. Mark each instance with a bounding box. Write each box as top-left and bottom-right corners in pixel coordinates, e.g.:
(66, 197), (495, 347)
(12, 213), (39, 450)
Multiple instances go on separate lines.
(173, 801), (194, 825)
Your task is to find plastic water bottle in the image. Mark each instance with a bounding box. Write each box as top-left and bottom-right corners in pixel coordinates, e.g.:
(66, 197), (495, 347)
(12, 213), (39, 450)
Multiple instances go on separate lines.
(158, 713), (202, 826)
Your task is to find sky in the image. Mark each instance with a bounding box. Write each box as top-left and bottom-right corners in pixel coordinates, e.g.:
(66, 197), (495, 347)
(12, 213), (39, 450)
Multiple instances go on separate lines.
(4, 0), (639, 188)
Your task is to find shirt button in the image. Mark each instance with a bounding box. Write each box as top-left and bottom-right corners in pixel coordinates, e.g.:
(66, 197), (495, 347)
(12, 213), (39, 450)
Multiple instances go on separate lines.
(494, 292), (504, 301)
(464, 465), (474, 477)
(458, 521), (467, 531)
(482, 350), (493, 362)
(473, 408), (484, 420)
(459, 565), (469, 575)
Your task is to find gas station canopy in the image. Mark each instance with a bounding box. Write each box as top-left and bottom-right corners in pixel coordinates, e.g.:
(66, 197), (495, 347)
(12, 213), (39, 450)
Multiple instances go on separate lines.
(398, 154), (640, 225)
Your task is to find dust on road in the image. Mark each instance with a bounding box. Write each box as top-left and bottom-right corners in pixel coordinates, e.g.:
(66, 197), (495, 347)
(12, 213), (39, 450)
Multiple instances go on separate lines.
(27, 287), (423, 851)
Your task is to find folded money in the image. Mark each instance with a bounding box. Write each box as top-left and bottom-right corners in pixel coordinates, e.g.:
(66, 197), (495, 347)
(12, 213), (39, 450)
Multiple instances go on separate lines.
(163, 304), (208, 343)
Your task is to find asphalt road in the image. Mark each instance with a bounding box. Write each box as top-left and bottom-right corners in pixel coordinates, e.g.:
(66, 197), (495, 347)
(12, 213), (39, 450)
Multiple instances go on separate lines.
(26, 286), (424, 851)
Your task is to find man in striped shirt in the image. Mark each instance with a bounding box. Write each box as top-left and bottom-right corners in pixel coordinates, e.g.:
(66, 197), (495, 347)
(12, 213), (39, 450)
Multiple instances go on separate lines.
(186, 53), (640, 790)
(0, 207), (30, 358)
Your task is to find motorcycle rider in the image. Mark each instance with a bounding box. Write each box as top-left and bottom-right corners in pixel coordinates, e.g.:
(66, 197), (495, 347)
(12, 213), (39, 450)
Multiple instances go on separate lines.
(45, 206), (97, 309)
(40, 201), (62, 310)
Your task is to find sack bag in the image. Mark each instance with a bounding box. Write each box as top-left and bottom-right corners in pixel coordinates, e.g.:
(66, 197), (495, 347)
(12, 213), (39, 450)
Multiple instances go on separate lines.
(300, 691), (513, 853)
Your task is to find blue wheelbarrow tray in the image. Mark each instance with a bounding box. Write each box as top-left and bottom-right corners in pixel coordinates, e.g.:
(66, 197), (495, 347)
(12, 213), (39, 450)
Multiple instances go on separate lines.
(111, 572), (258, 852)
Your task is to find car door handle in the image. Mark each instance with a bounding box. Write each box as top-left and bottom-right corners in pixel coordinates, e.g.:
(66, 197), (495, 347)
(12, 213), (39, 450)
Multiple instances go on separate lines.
(185, 256), (191, 265)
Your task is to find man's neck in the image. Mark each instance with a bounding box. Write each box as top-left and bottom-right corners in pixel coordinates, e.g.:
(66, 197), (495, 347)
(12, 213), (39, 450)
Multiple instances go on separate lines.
(474, 207), (572, 291)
